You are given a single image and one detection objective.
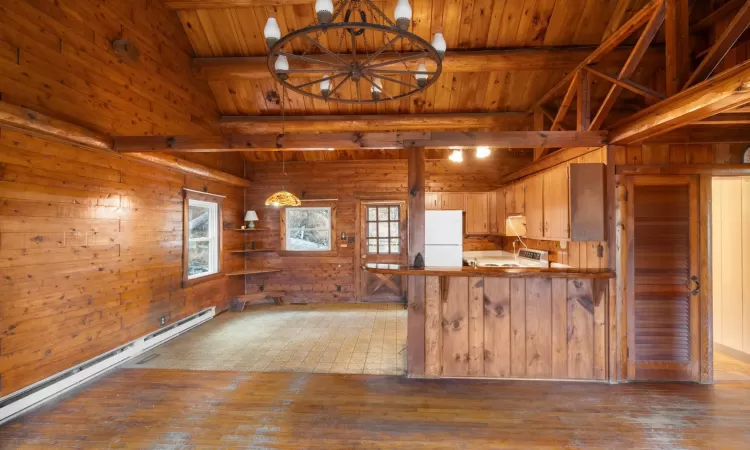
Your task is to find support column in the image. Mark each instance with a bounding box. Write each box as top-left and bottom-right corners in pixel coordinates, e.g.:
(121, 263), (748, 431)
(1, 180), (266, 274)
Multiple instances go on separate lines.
(407, 147), (426, 378)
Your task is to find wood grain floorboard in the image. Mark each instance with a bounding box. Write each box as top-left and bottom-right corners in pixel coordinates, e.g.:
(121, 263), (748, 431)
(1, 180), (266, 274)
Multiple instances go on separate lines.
(2, 369), (750, 449)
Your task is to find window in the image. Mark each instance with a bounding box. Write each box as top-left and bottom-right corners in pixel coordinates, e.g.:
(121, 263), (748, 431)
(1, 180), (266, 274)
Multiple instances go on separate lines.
(183, 190), (223, 286)
(366, 205), (400, 254)
(284, 206), (332, 251)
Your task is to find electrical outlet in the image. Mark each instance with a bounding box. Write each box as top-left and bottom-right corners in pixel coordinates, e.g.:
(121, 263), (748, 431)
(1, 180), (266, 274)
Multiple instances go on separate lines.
(336, 285), (342, 292)
(159, 316), (166, 326)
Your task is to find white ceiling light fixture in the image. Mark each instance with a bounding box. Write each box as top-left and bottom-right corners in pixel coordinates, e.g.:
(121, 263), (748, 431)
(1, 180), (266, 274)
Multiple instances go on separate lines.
(431, 32), (447, 59)
(448, 149), (463, 163)
(476, 146), (491, 158)
(263, 16), (281, 48)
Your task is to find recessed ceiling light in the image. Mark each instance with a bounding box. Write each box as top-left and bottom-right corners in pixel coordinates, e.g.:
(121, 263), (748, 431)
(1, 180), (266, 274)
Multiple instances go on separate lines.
(448, 149), (463, 163)
(476, 146), (491, 158)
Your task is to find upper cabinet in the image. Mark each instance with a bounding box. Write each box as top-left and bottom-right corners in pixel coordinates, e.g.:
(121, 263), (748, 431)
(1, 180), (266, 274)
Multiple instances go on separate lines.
(505, 181), (525, 215)
(466, 193), (489, 235)
(489, 190), (504, 235)
(425, 192), (441, 210)
(524, 174), (544, 239)
(441, 193), (466, 211)
(542, 164), (570, 240)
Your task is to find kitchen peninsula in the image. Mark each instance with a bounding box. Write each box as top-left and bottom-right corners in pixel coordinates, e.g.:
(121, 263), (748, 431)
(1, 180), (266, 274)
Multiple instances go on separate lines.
(364, 263), (615, 382)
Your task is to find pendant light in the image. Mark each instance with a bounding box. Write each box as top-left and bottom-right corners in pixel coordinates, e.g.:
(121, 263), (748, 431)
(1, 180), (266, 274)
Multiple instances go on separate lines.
(394, 0), (412, 30)
(265, 85), (302, 208)
(371, 77), (383, 100)
(315, 0), (335, 23)
(263, 16), (281, 48)
(274, 55), (289, 80)
(415, 62), (428, 87)
(320, 77), (331, 98)
(431, 32), (447, 59)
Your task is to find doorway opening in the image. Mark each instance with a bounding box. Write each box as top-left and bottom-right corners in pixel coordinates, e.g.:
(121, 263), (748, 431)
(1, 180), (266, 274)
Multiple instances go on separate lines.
(712, 176), (750, 381)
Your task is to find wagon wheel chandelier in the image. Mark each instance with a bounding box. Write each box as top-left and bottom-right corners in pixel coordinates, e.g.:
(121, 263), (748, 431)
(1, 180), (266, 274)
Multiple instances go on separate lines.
(263, 0), (446, 104)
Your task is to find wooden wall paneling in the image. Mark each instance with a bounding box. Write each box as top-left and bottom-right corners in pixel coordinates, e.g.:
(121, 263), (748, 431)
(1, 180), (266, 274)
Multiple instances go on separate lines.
(593, 279), (608, 380)
(468, 277), (485, 376)
(567, 279), (595, 379)
(441, 277), (470, 377)
(551, 278), (569, 378)
(424, 275), (442, 377)
(483, 277), (511, 377)
(700, 175), (713, 384)
(407, 148), (426, 378)
(743, 178), (750, 355)
(510, 278), (527, 377)
(526, 278), (553, 378)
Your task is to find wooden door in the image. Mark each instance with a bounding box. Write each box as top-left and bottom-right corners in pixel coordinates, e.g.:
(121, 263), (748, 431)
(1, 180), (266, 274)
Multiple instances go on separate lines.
(525, 174), (544, 239)
(425, 192), (441, 210)
(626, 176), (700, 381)
(466, 193), (489, 234)
(441, 193), (465, 210)
(543, 164), (570, 239)
(360, 202), (407, 302)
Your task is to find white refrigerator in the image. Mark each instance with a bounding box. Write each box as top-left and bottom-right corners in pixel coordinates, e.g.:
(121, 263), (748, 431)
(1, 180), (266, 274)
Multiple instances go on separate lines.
(425, 210), (463, 267)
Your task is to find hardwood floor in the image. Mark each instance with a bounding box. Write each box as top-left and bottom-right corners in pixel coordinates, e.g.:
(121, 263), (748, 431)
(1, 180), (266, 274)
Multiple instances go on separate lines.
(2, 369), (750, 449)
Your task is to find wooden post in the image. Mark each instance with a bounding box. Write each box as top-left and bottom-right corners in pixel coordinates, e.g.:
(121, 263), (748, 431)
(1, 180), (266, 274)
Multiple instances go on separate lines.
(533, 108), (546, 161)
(407, 147), (426, 378)
(665, 0), (690, 95)
(577, 69), (591, 132)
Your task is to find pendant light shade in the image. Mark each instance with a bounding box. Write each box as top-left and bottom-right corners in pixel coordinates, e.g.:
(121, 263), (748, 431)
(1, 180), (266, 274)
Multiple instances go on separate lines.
(320, 78), (331, 97)
(431, 32), (446, 59)
(264, 17), (281, 48)
(274, 55), (289, 80)
(371, 77), (382, 100)
(394, 0), (412, 30)
(265, 190), (302, 207)
(315, 0), (334, 23)
(415, 62), (428, 87)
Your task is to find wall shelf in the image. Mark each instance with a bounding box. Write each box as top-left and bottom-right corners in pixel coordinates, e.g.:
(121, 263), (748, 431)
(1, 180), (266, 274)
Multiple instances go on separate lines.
(227, 269), (282, 276)
(228, 249), (276, 254)
(232, 228), (268, 232)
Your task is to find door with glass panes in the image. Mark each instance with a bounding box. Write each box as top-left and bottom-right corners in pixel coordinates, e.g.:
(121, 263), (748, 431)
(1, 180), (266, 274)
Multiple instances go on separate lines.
(359, 202), (407, 302)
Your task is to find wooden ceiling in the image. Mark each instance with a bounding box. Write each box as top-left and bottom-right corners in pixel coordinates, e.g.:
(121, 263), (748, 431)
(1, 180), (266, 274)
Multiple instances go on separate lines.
(172, 0), (663, 119)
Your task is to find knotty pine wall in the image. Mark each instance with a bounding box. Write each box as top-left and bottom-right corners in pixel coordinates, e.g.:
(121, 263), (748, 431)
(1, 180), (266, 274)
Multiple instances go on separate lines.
(0, 129), (245, 397)
(244, 155), (530, 303)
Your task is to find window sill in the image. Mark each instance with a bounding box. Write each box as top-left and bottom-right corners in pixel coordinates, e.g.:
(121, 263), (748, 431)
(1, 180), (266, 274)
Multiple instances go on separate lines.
(182, 271), (225, 288)
(277, 250), (337, 257)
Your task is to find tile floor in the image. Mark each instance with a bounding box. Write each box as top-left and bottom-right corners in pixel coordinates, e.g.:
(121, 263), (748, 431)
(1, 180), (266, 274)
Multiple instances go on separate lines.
(125, 303), (407, 375)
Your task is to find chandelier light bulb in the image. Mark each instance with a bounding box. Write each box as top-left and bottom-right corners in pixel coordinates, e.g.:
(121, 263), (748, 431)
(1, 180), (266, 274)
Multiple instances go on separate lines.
(264, 17), (281, 48)
(315, 0), (334, 24)
(394, 0), (412, 31)
(371, 77), (383, 100)
(448, 149), (463, 163)
(431, 32), (447, 59)
(476, 146), (491, 158)
(415, 62), (428, 87)
(275, 55), (289, 80)
(320, 78), (331, 97)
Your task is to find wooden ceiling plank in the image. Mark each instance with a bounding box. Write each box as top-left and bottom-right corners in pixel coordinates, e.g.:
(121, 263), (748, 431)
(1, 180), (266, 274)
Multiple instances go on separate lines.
(610, 60), (750, 144)
(113, 131), (608, 152)
(590, 1), (666, 130)
(642, 125), (750, 143)
(684, 0), (750, 89)
(690, 0), (745, 32)
(533, 0), (662, 113)
(164, 0), (314, 8)
(692, 112), (750, 125)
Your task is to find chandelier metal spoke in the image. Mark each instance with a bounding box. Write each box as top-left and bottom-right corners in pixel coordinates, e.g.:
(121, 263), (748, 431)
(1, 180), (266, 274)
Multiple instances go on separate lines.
(264, 0), (445, 104)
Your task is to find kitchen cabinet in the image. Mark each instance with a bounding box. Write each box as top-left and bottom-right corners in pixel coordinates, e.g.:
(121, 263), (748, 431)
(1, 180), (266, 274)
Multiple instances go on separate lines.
(505, 181), (525, 214)
(488, 191), (497, 234)
(569, 163), (606, 241)
(441, 193), (466, 211)
(524, 174), (544, 239)
(466, 193), (489, 234)
(425, 192), (441, 210)
(543, 164), (570, 240)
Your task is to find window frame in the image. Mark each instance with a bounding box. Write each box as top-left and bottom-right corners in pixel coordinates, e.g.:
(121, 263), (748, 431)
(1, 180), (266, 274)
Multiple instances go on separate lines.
(182, 190), (224, 287)
(279, 202), (337, 256)
(364, 204), (403, 255)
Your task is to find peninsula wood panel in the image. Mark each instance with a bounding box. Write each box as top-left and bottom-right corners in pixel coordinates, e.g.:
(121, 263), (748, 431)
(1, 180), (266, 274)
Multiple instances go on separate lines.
(0, 129), (244, 397)
(244, 155), (528, 303)
(0, 0), (220, 137)
(422, 275), (608, 380)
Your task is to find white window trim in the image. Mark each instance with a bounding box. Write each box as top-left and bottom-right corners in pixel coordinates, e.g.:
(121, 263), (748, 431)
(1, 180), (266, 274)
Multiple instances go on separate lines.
(187, 199), (219, 279)
(285, 206), (332, 252)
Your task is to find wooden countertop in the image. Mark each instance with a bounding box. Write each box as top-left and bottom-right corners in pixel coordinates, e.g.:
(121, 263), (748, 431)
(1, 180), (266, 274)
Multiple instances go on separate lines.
(363, 263), (615, 279)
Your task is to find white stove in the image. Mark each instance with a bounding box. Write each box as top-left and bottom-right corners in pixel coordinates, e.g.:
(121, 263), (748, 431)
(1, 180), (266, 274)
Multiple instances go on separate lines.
(462, 249), (553, 268)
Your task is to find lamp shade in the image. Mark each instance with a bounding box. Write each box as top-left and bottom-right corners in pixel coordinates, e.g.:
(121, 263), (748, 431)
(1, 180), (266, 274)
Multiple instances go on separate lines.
(244, 210), (259, 221)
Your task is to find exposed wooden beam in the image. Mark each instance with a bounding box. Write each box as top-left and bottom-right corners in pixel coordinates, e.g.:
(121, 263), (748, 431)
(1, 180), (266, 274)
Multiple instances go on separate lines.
(642, 125), (750, 143)
(691, 0), (745, 32)
(533, 0), (663, 112)
(533, 108), (547, 161)
(577, 69), (591, 131)
(220, 113), (530, 134)
(193, 46), (666, 81)
(164, 0), (313, 8)
(684, 0), (750, 88)
(114, 131), (608, 153)
(586, 67), (665, 102)
(0, 101), (250, 187)
(551, 72), (579, 131)
(499, 147), (604, 185)
(610, 60), (750, 144)
(693, 113), (750, 124)
(665, 0), (691, 95)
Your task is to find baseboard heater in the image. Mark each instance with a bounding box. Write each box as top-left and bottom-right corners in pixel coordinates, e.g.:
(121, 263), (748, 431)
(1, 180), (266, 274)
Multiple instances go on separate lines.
(0, 306), (215, 425)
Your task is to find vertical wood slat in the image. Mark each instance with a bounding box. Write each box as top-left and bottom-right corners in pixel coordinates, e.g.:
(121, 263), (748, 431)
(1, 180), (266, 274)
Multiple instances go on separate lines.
(526, 278), (553, 377)
(551, 279), (569, 378)
(468, 277), (485, 376)
(442, 277), (469, 377)
(424, 275), (442, 377)
(594, 279), (608, 380)
(568, 279), (595, 379)
(483, 278), (511, 377)
(510, 278), (527, 377)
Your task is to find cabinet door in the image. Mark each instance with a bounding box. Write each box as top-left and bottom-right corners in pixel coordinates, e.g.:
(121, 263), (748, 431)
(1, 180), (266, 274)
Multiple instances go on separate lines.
(525, 175), (544, 239)
(505, 186), (516, 214)
(514, 182), (525, 214)
(441, 193), (466, 211)
(425, 192), (441, 210)
(488, 191), (498, 234)
(495, 188), (506, 236)
(466, 193), (489, 234)
(543, 165), (570, 239)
